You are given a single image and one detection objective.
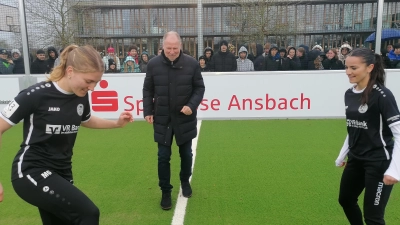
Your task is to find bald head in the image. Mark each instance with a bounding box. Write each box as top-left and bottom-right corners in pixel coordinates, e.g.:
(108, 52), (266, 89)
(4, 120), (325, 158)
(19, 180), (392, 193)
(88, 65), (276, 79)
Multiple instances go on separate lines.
(163, 31), (182, 45)
(163, 31), (182, 61)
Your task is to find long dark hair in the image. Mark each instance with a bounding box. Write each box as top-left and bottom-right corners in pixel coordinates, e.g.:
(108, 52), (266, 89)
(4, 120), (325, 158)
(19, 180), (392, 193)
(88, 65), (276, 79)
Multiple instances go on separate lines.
(349, 48), (385, 105)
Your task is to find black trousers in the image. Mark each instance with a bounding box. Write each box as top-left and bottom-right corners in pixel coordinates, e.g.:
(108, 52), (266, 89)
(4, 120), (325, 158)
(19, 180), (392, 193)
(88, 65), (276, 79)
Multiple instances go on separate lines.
(12, 169), (99, 225)
(338, 158), (393, 225)
(158, 140), (193, 192)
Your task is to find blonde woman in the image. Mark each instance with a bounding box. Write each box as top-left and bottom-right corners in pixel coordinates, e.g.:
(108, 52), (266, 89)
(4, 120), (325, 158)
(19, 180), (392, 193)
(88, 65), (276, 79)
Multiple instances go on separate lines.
(0, 44), (133, 224)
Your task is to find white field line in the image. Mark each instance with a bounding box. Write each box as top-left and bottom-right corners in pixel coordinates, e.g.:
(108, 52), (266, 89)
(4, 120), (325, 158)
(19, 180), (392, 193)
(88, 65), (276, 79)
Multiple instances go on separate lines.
(171, 120), (202, 225)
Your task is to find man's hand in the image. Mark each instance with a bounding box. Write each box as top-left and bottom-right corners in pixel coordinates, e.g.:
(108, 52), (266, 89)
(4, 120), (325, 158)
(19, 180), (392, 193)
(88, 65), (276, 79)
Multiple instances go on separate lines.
(145, 115), (154, 124)
(181, 106), (192, 115)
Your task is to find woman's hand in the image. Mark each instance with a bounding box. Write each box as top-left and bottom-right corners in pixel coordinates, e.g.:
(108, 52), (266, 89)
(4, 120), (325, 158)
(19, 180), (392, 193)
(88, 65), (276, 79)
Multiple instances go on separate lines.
(383, 175), (398, 185)
(0, 182), (4, 202)
(116, 111), (134, 128)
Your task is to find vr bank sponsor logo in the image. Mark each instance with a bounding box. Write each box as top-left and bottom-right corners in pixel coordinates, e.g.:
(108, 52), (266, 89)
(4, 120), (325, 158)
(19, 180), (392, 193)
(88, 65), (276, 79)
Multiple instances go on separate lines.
(45, 124), (80, 134)
(346, 119), (368, 129)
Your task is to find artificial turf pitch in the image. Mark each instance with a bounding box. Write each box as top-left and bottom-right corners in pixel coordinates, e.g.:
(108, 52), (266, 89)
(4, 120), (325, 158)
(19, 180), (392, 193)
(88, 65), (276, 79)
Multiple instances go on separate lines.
(1, 120), (400, 224)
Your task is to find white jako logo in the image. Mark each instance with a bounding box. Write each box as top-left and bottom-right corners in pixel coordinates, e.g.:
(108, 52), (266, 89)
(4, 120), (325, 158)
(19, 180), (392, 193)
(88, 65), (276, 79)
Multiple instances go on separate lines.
(77, 104), (84, 116)
(43, 186), (50, 192)
(358, 104), (368, 113)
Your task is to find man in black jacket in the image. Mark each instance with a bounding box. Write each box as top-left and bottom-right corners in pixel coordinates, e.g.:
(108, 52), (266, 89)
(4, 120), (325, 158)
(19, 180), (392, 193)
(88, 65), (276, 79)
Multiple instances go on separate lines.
(30, 49), (47, 74)
(143, 31), (205, 210)
(208, 40), (237, 71)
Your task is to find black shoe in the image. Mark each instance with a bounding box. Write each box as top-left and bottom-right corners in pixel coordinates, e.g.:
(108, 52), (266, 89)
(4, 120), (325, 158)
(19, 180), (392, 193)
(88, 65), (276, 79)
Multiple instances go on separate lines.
(181, 181), (192, 198)
(160, 192), (172, 210)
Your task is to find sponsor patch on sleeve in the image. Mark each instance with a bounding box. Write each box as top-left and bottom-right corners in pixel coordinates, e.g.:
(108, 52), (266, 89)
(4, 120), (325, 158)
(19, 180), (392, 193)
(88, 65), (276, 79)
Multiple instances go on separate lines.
(1, 100), (20, 118)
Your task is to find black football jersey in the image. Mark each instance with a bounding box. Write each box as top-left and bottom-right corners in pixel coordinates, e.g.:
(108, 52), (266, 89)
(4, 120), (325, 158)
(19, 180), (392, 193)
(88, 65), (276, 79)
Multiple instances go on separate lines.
(345, 84), (400, 161)
(0, 81), (91, 180)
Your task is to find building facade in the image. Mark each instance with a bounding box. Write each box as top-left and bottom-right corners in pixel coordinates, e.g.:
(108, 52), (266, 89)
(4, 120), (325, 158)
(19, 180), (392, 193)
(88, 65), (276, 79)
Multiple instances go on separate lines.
(72, 0), (400, 58)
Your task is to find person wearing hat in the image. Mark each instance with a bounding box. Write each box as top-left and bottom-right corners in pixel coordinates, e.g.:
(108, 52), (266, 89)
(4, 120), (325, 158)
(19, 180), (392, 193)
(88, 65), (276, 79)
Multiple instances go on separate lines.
(11, 49), (25, 74)
(121, 56), (140, 73)
(105, 58), (120, 73)
(198, 55), (210, 72)
(31, 49), (48, 74)
(0, 48), (14, 74)
(338, 43), (353, 65)
(208, 40), (237, 72)
(312, 44), (324, 52)
(102, 47), (120, 71)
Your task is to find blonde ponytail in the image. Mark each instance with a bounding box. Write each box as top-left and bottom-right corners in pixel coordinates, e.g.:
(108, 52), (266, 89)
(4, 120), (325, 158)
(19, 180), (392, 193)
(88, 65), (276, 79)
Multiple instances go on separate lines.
(47, 44), (104, 82)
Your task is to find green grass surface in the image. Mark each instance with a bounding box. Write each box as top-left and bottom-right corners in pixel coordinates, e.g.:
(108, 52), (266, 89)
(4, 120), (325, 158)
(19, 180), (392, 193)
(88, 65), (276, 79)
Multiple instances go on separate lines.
(1, 120), (400, 224)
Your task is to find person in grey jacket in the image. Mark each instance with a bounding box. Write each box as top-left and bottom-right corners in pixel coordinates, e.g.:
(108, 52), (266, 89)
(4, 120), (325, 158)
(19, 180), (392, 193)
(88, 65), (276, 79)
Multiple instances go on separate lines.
(236, 46), (254, 72)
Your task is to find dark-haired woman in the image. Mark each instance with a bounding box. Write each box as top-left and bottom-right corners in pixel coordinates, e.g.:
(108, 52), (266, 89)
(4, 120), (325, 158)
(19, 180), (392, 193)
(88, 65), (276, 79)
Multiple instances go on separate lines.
(335, 48), (400, 225)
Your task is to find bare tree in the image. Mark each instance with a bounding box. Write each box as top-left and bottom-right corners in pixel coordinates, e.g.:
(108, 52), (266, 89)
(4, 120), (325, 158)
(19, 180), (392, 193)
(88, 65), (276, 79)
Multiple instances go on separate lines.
(25, 0), (86, 48)
(227, 0), (302, 46)
(0, 39), (12, 49)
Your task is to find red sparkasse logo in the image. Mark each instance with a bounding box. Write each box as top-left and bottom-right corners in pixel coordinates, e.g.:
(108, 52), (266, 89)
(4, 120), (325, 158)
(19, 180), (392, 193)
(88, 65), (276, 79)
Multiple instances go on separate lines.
(91, 80), (143, 115)
(91, 80), (119, 111)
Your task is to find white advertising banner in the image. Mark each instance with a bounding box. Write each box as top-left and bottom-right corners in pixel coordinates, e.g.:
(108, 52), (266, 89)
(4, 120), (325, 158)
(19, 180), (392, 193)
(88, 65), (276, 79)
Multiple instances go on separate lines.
(2, 70), (400, 120)
(0, 75), (23, 108)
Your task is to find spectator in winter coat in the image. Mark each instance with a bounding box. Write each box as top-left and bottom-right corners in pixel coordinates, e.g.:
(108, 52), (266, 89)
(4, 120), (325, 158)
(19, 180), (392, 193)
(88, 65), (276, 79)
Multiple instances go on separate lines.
(247, 43), (263, 62)
(388, 43), (400, 68)
(386, 44), (393, 53)
(30, 49), (48, 74)
(338, 43), (352, 65)
(253, 43), (272, 71)
(105, 59), (120, 73)
(296, 47), (308, 70)
(103, 47), (120, 71)
(236, 46), (254, 72)
(264, 45), (280, 71)
(198, 55), (210, 72)
(11, 49), (24, 74)
(46, 46), (58, 73)
(126, 45), (140, 65)
(208, 40), (237, 72)
(140, 51), (149, 73)
(307, 49), (324, 70)
(203, 47), (214, 66)
(278, 48), (287, 59)
(121, 56), (140, 73)
(0, 48), (14, 74)
(322, 48), (344, 70)
(282, 47), (301, 71)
